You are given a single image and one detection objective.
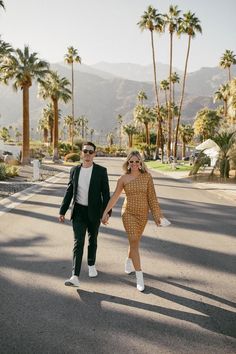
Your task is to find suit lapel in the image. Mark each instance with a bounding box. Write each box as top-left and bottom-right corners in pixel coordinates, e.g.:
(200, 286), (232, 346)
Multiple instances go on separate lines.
(73, 165), (81, 200)
(88, 163), (97, 197)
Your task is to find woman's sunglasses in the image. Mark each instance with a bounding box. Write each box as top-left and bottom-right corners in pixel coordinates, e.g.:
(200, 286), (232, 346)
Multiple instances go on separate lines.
(129, 160), (140, 164)
(83, 149), (94, 155)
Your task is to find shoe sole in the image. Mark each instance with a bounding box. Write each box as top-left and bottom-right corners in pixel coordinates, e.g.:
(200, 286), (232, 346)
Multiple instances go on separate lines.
(125, 270), (133, 274)
(64, 281), (79, 287)
(88, 274), (98, 278)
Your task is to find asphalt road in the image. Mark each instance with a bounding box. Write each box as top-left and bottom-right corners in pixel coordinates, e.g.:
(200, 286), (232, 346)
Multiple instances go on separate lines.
(0, 157), (235, 354)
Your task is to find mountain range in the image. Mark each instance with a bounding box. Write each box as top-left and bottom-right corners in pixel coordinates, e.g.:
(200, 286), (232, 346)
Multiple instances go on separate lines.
(0, 61), (235, 135)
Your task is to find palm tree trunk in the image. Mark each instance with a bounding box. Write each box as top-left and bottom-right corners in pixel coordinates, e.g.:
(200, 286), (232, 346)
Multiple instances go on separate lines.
(71, 62), (75, 151)
(21, 86), (30, 164)
(228, 67), (231, 82)
(167, 32), (173, 159)
(52, 98), (59, 160)
(145, 123), (150, 146)
(150, 31), (163, 157)
(174, 35), (191, 160)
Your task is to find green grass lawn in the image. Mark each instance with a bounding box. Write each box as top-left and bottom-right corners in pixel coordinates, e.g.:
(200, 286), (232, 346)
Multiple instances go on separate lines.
(146, 160), (192, 172)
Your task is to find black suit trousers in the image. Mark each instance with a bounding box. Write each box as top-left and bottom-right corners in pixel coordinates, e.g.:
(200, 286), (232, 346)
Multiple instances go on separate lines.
(72, 203), (100, 276)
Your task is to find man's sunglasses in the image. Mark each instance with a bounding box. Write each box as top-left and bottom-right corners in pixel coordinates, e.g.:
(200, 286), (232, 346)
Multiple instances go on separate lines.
(83, 149), (94, 155)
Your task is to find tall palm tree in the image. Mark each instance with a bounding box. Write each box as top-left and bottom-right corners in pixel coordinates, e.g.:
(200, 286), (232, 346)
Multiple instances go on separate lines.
(220, 49), (236, 82)
(38, 71), (71, 160)
(1, 45), (49, 163)
(138, 5), (164, 155)
(164, 5), (181, 159)
(174, 11), (202, 160)
(64, 46), (81, 150)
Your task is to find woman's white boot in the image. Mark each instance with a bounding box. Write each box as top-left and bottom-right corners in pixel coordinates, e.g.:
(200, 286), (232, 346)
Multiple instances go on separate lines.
(125, 258), (133, 274)
(136, 271), (145, 292)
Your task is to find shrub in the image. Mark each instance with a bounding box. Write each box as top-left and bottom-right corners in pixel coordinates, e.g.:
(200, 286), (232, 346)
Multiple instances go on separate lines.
(64, 152), (80, 162)
(0, 163), (7, 180)
(6, 165), (19, 177)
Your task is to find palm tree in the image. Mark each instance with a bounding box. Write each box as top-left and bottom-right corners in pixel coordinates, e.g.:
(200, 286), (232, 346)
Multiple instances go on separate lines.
(38, 117), (49, 143)
(214, 83), (230, 117)
(160, 79), (169, 107)
(123, 124), (138, 148)
(90, 128), (95, 141)
(1, 45), (49, 163)
(137, 90), (147, 105)
(138, 5), (164, 155)
(38, 71), (71, 160)
(228, 78), (236, 124)
(64, 115), (73, 141)
(212, 131), (236, 178)
(170, 71), (180, 105)
(193, 108), (221, 141)
(178, 124), (194, 158)
(0, 37), (12, 60)
(64, 46), (81, 150)
(220, 50), (236, 82)
(164, 5), (181, 159)
(117, 114), (123, 149)
(0, 1), (5, 10)
(42, 103), (55, 144)
(134, 105), (156, 146)
(174, 11), (202, 160)
(76, 115), (88, 140)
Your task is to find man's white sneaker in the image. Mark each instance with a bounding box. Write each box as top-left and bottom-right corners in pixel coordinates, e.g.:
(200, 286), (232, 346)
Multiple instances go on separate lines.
(88, 265), (98, 277)
(125, 258), (133, 274)
(64, 275), (80, 287)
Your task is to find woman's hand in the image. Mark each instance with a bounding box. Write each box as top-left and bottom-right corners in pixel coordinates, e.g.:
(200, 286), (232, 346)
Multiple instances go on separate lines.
(102, 213), (109, 225)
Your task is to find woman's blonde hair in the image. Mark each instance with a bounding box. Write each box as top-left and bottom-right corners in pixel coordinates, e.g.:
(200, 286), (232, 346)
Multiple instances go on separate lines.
(122, 150), (148, 174)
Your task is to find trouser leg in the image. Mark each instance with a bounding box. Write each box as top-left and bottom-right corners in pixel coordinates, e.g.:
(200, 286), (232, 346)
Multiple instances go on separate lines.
(72, 205), (88, 276)
(87, 219), (100, 266)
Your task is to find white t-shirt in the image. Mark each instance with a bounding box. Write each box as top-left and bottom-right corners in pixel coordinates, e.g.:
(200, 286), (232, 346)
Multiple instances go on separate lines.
(76, 165), (93, 206)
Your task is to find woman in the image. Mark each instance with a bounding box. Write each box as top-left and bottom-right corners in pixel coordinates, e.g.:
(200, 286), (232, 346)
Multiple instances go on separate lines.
(102, 151), (164, 292)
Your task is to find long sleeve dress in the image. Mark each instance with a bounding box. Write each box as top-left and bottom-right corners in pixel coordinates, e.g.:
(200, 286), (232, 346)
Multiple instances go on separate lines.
(121, 172), (163, 240)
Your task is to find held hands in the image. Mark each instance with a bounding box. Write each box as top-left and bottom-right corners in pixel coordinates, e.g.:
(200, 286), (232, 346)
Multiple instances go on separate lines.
(101, 213), (109, 225)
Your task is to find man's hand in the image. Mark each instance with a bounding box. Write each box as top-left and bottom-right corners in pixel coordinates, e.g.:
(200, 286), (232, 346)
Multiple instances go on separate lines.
(59, 215), (65, 223)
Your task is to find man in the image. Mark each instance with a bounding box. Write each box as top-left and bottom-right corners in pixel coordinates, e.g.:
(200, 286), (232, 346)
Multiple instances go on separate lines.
(59, 142), (111, 287)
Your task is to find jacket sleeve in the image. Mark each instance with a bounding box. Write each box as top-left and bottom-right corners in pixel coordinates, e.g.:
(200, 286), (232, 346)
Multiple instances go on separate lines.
(59, 167), (75, 216)
(147, 173), (163, 225)
(101, 167), (112, 216)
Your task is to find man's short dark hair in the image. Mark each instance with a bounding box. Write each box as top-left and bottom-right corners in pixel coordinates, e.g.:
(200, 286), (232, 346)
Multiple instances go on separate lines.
(83, 141), (96, 151)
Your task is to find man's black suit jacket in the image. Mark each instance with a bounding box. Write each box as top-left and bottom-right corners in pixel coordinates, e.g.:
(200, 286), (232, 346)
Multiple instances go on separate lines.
(59, 163), (111, 221)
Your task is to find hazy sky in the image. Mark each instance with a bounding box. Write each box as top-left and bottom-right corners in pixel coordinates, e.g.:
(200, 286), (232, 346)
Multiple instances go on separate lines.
(1, 0), (236, 72)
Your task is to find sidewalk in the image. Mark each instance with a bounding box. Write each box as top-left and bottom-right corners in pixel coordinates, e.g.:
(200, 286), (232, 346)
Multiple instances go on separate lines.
(152, 168), (236, 204)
